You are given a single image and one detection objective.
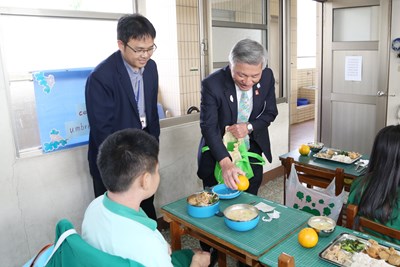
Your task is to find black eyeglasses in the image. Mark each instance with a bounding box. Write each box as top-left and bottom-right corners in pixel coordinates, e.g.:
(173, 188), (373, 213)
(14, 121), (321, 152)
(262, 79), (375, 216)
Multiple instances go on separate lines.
(125, 43), (157, 55)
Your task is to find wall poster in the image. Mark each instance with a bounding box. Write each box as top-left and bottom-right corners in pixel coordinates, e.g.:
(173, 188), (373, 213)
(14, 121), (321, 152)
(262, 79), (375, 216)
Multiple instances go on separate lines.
(33, 68), (92, 153)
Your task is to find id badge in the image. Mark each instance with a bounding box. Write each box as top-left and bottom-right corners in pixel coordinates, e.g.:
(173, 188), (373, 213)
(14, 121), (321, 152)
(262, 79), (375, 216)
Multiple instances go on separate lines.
(140, 116), (147, 129)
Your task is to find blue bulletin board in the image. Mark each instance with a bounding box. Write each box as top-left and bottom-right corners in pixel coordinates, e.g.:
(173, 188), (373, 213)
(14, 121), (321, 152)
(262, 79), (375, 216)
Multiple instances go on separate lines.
(33, 68), (93, 153)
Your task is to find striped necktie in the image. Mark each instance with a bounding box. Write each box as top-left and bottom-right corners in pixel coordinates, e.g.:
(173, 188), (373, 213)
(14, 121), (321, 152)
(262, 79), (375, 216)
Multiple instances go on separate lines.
(238, 91), (250, 149)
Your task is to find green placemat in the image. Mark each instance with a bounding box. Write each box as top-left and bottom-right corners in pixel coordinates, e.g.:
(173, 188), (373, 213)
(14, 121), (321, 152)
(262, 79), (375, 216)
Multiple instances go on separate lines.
(259, 226), (400, 267)
(162, 192), (312, 257)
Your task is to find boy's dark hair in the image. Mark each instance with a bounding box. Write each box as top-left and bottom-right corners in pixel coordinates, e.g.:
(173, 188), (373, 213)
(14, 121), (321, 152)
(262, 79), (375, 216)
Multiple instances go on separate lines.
(117, 13), (156, 44)
(97, 128), (159, 193)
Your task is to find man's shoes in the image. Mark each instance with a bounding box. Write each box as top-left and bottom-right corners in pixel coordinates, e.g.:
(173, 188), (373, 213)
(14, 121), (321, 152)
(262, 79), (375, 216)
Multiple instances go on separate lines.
(209, 248), (218, 267)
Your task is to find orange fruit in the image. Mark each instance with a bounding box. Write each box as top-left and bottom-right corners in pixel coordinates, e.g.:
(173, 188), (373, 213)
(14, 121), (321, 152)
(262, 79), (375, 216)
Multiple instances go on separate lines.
(236, 175), (249, 191)
(298, 228), (318, 248)
(299, 144), (311, 156)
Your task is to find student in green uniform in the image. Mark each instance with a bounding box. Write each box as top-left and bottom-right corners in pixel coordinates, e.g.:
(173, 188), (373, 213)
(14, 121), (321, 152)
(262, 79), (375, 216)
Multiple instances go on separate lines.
(82, 128), (210, 267)
(347, 124), (400, 245)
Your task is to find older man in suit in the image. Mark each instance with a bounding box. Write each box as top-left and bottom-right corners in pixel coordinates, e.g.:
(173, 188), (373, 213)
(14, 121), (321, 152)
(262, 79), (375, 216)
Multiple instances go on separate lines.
(85, 14), (159, 220)
(198, 38), (278, 195)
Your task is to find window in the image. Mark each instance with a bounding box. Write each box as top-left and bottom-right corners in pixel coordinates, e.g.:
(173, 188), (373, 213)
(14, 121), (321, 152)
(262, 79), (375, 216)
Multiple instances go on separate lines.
(0, 5), (131, 156)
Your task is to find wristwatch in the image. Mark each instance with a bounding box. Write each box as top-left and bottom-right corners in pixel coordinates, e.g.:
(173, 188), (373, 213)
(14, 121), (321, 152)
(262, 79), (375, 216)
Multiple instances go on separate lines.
(246, 122), (253, 134)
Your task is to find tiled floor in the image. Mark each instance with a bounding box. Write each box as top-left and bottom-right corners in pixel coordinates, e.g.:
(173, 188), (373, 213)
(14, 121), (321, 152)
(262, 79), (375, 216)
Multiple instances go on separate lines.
(290, 119), (315, 150)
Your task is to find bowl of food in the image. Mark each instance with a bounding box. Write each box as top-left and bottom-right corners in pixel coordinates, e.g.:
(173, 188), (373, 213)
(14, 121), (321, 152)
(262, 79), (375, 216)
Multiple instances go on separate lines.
(307, 142), (324, 153)
(307, 216), (336, 237)
(223, 204), (259, 231)
(187, 191), (220, 218)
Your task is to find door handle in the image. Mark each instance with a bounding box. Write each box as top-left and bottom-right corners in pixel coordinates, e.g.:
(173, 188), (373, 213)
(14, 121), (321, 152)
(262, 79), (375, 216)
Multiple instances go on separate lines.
(377, 90), (396, 97)
(377, 91), (386, 96)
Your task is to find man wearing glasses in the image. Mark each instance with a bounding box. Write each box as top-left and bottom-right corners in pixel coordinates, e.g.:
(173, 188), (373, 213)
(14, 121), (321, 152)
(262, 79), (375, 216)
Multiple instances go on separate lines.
(85, 13), (159, 221)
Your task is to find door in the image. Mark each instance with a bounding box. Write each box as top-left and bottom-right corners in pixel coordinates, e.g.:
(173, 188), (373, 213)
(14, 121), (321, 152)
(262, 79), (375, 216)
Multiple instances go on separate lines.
(320, 0), (391, 155)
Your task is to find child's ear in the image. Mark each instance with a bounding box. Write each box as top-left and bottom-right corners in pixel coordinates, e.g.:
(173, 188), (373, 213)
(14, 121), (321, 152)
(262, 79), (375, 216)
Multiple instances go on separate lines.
(140, 172), (152, 190)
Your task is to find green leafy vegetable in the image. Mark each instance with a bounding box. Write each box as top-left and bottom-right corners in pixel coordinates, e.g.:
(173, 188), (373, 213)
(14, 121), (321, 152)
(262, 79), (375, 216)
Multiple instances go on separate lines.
(340, 239), (366, 253)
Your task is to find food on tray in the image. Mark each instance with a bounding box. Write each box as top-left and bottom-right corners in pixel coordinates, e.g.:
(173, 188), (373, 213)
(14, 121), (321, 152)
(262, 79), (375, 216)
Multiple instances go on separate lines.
(365, 239), (400, 265)
(321, 243), (353, 266)
(340, 239), (366, 253)
(314, 149), (361, 164)
(320, 234), (400, 267)
(351, 253), (393, 267)
(187, 191), (218, 206)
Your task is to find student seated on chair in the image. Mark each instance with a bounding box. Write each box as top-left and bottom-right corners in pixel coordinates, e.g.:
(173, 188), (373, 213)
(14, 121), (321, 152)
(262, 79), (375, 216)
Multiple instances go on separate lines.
(347, 125), (400, 245)
(82, 129), (210, 267)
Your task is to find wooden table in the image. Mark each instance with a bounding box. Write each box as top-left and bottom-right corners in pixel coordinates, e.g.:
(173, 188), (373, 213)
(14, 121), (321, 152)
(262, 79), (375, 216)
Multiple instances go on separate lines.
(161, 192), (312, 267)
(259, 225), (400, 267)
(279, 149), (370, 191)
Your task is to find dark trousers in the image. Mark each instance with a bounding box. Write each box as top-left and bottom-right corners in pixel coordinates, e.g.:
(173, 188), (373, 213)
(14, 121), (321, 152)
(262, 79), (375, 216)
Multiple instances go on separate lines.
(92, 177), (157, 221)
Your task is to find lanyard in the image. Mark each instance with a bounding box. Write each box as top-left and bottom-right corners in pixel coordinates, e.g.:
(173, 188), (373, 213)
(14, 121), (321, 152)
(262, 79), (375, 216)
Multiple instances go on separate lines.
(135, 80), (140, 104)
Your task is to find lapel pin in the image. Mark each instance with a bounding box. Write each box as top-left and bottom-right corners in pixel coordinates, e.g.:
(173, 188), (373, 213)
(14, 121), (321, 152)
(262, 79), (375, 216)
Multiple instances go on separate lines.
(255, 90), (259, 96)
(257, 83), (260, 88)
(230, 95), (234, 102)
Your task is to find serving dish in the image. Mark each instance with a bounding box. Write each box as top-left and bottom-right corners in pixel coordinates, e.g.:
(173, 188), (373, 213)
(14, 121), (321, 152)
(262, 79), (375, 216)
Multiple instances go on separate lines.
(307, 142), (324, 153)
(319, 233), (400, 267)
(307, 216), (336, 237)
(313, 148), (362, 164)
(212, 184), (241, 199)
(223, 204), (259, 231)
(187, 191), (220, 218)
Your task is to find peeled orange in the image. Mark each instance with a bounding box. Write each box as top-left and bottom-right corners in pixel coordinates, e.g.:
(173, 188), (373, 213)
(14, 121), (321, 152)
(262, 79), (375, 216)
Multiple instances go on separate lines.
(298, 227), (318, 248)
(299, 144), (311, 156)
(236, 175), (249, 191)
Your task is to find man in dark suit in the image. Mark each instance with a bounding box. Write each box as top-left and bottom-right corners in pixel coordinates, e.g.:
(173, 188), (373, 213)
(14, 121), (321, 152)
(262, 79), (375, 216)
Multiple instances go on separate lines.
(85, 14), (159, 220)
(198, 38), (278, 195)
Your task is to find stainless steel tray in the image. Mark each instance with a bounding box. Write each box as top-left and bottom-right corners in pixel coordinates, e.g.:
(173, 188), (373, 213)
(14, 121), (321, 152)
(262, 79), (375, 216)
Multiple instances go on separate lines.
(313, 149), (362, 165)
(319, 233), (370, 267)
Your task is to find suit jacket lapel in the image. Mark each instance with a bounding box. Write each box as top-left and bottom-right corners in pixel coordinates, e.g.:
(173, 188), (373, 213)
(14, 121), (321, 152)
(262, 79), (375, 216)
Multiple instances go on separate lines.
(116, 52), (140, 116)
(251, 82), (264, 120)
(223, 66), (237, 124)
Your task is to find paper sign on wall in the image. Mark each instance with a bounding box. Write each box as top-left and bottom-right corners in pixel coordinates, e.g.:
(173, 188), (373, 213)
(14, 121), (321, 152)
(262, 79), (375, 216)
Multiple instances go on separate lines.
(345, 56), (362, 81)
(33, 68), (93, 153)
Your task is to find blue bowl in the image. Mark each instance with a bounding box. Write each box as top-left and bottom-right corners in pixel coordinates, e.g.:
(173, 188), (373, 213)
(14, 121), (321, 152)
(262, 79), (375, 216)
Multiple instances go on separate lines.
(212, 184), (241, 199)
(223, 204), (260, 231)
(186, 192), (220, 218)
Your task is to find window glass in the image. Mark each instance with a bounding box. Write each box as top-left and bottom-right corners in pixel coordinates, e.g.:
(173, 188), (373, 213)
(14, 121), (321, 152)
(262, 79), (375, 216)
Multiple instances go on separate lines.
(212, 28), (263, 63)
(0, 0), (133, 13)
(211, 0), (265, 24)
(1, 14), (118, 155)
(333, 6), (379, 42)
(297, 0), (316, 69)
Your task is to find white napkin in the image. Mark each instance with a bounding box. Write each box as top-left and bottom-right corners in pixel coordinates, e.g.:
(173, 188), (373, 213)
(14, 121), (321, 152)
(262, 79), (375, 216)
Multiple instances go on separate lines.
(262, 210), (281, 222)
(254, 202), (275, 213)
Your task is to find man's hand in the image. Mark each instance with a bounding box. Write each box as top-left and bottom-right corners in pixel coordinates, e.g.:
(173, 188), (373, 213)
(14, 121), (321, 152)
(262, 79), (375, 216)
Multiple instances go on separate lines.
(219, 157), (245, 190)
(227, 123), (248, 139)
